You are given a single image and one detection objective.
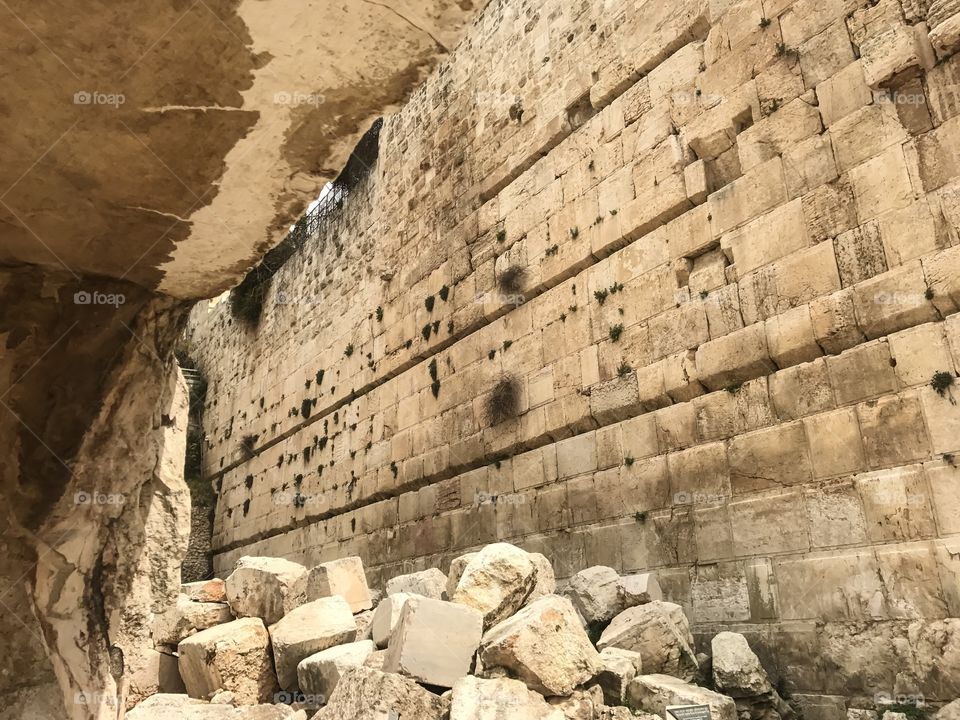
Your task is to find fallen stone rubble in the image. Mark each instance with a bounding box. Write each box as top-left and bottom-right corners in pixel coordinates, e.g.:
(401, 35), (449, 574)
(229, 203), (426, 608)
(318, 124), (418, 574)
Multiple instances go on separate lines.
(130, 543), (960, 719)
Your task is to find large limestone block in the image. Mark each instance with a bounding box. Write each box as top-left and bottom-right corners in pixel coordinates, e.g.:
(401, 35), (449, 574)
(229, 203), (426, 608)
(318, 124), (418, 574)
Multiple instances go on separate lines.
(296, 639), (375, 702)
(597, 602), (698, 681)
(450, 676), (565, 719)
(563, 566), (623, 626)
(183, 579), (227, 603)
(225, 557), (308, 625)
(382, 595), (483, 688)
(860, 23), (935, 89)
(155, 593), (234, 645)
(528, 552), (558, 602)
(447, 553), (478, 598)
(596, 647), (643, 705)
(306, 557), (373, 613)
(126, 694), (297, 719)
(619, 573), (663, 606)
(452, 542), (538, 628)
(268, 597), (358, 690)
(315, 666), (446, 720)
(628, 674), (738, 720)
(178, 618), (278, 704)
(479, 594), (603, 696)
(371, 592), (415, 648)
(385, 567), (447, 599)
(712, 632), (774, 697)
(937, 699), (960, 720)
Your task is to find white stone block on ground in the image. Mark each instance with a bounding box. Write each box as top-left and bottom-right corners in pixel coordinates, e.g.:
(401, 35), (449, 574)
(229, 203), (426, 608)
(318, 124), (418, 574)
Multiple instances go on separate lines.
(269, 596), (357, 690)
(385, 567), (447, 599)
(447, 552), (478, 599)
(627, 674), (738, 720)
(297, 639), (375, 703)
(182, 579), (227, 603)
(382, 595), (483, 688)
(314, 666), (446, 720)
(225, 556), (308, 625)
(528, 553), (557, 602)
(371, 592), (415, 648)
(154, 593), (234, 645)
(452, 542), (538, 628)
(597, 601), (698, 681)
(712, 631), (774, 697)
(449, 675), (565, 719)
(306, 556), (373, 613)
(937, 700), (960, 720)
(178, 617), (278, 704)
(478, 594), (603, 696)
(619, 572), (662, 606)
(563, 565), (622, 626)
(596, 647), (643, 705)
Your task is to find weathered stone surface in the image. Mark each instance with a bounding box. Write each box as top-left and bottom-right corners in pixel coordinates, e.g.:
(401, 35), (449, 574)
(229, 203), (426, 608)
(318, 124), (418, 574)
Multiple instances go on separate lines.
(126, 693), (296, 719)
(178, 618), (278, 704)
(479, 595), (603, 696)
(595, 647), (643, 705)
(450, 675), (565, 719)
(712, 631), (774, 697)
(597, 602), (698, 681)
(296, 640), (375, 703)
(447, 553), (479, 599)
(382, 595), (483, 688)
(268, 597), (357, 690)
(315, 667), (446, 720)
(627, 674), (738, 720)
(386, 568), (448, 599)
(619, 573), (663, 607)
(306, 557), (373, 613)
(183, 580), (228, 604)
(225, 557), (308, 625)
(937, 699), (960, 720)
(371, 592), (415, 648)
(452, 543), (538, 628)
(563, 566), (623, 626)
(529, 553), (559, 602)
(154, 594), (235, 645)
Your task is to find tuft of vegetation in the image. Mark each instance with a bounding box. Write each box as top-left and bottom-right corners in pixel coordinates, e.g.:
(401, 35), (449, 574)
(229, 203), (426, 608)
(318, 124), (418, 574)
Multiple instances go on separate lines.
(931, 370), (956, 398)
(240, 433), (258, 458)
(618, 361), (632, 377)
(570, 227), (580, 239)
(431, 379), (441, 398)
(301, 398), (312, 419)
(925, 286), (936, 300)
(390, 461), (399, 478)
(488, 349), (497, 361)
(422, 324), (432, 340)
(759, 16), (772, 28)
(439, 284), (450, 302)
(496, 228), (507, 243)
(726, 382), (744, 394)
(624, 456), (635, 467)
(447, 320), (454, 334)
(594, 289), (608, 305)
(487, 375), (520, 425)
(546, 244), (559, 257)
(344, 344), (354, 357)
(503, 340), (513, 351)
(498, 265), (525, 294)
(375, 306), (383, 322)
(425, 295), (436, 312)
(634, 511), (648, 523)
(609, 324), (624, 342)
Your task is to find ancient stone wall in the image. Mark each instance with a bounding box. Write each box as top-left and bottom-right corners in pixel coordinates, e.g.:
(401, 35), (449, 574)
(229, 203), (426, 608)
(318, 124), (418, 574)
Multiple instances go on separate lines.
(187, 0), (960, 704)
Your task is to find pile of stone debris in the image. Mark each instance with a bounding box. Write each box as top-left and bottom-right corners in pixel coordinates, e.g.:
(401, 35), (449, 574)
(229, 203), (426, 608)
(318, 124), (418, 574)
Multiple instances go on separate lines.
(131, 543), (960, 720)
